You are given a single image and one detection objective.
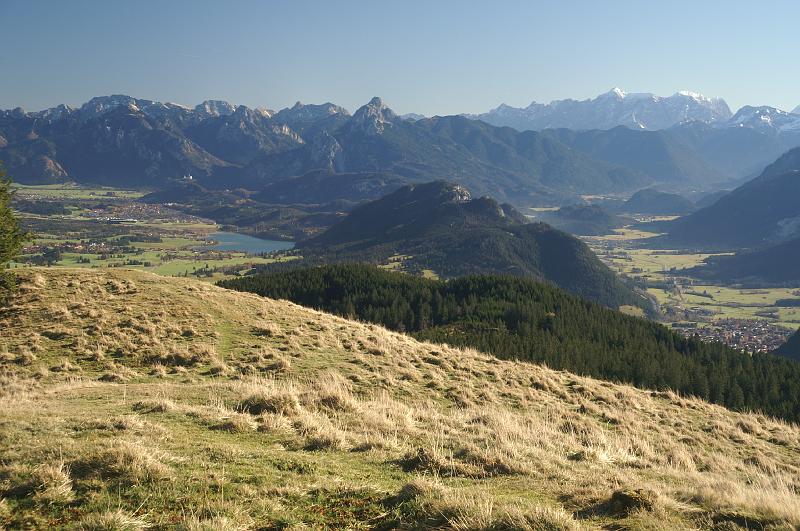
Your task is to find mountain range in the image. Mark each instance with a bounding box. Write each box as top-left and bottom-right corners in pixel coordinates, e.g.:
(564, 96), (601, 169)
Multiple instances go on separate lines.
(4, 92), (800, 208)
(0, 95), (649, 204)
(471, 90), (800, 184)
(472, 88), (800, 133)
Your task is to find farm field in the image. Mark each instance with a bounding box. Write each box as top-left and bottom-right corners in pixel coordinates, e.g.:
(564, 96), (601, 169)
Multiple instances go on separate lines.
(11, 184), (297, 282)
(584, 226), (800, 349)
(12, 182), (145, 200)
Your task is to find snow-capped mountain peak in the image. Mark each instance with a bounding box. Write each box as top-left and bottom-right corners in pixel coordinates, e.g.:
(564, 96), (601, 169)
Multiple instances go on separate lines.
(471, 88), (732, 131)
(607, 87), (627, 99)
(272, 101), (349, 126)
(729, 105), (800, 132)
(676, 90), (712, 103)
(194, 100), (237, 118)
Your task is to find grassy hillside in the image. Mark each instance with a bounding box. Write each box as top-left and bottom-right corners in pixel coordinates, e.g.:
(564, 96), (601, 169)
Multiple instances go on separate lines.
(220, 264), (800, 423)
(1, 268), (800, 529)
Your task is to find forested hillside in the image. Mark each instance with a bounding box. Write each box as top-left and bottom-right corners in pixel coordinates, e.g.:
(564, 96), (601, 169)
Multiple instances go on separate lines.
(775, 329), (800, 361)
(537, 204), (625, 236)
(220, 264), (800, 422)
(689, 237), (800, 285)
(294, 181), (647, 311)
(666, 147), (800, 248)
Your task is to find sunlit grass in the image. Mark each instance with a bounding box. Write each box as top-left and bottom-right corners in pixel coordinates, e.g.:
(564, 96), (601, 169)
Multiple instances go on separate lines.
(1, 268), (799, 529)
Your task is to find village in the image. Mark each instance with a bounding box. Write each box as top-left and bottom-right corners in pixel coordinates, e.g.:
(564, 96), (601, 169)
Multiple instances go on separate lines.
(673, 319), (794, 353)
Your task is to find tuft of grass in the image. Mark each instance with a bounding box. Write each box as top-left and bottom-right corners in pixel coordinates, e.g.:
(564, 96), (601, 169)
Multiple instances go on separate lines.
(211, 415), (256, 433)
(133, 398), (176, 413)
(76, 509), (149, 531)
(176, 515), (250, 531)
(238, 381), (301, 416)
(71, 441), (171, 484)
(30, 462), (74, 506)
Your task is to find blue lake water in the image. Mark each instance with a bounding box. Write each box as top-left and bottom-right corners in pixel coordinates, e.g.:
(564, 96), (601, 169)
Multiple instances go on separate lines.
(201, 232), (294, 254)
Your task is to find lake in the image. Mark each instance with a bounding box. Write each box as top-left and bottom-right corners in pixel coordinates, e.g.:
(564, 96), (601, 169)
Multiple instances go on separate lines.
(201, 232), (295, 254)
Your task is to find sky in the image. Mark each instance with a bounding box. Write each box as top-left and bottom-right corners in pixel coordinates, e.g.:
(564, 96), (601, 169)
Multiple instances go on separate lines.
(1, 0), (798, 116)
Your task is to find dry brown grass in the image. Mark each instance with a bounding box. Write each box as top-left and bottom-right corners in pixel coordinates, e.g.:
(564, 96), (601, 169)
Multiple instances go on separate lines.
(75, 509), (149, 530)
(2, 268), (800, 529)
(71, 440), (172, 484)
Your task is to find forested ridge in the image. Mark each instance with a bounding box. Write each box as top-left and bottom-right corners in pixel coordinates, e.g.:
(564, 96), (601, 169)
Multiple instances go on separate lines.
(292, 181), (647, 311)
(220, 264), (800, 422)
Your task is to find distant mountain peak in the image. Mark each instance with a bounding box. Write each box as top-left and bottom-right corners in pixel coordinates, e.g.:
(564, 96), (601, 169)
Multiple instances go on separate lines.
(80, 95), (138, 117)
(194, 100), (236, 117)
(399, 112), (426, 121)
(676, 90), (714, 103)
(255, 107), (275, 118)
(728, 105), (800, 132)
(352, 97), (397, 134)
(605, 87), (627, 99)
(273, 101), (349, 126)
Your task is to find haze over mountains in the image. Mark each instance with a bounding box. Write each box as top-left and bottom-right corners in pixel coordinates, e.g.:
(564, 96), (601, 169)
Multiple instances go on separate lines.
(471, 88), (733, 131)
(637, 146), (800, 286)
(472, 88), (800, 133)
(3, 89), (800, 207)
(478, 89), (800, 185)
(666, 147), (800, 248)
(620, 188), (696, 215)
(0, 95), (646, 204)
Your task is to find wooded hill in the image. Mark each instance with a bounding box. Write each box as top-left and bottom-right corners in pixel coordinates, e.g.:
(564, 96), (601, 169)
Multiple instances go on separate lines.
(666, 147), (800, 248)
(292, 181), (648, 311)
(775, 328), (800, 362)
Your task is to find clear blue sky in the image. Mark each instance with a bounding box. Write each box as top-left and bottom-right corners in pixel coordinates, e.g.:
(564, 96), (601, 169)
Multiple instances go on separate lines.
(1, 0), (798, 115)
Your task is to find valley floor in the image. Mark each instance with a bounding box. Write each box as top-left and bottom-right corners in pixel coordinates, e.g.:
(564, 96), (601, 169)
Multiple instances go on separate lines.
(1, 268), (799, 529)
(11, 183), (297, 283)
(584, 227), (800, 352)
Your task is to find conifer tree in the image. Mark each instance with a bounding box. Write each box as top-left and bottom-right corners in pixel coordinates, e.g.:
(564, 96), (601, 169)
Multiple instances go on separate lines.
(0, 163), (29, 302)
